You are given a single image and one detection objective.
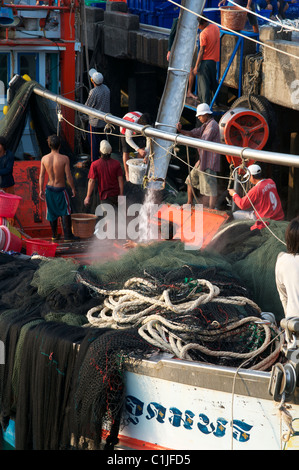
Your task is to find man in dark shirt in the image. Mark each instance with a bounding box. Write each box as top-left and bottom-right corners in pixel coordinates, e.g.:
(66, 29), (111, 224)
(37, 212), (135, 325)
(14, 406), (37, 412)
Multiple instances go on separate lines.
(177, 103), (221, 209)
(0, 136), (15, 193)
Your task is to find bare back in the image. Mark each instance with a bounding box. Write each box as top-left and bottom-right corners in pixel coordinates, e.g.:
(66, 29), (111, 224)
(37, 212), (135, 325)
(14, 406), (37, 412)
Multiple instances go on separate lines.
(41, 151), (70, 187)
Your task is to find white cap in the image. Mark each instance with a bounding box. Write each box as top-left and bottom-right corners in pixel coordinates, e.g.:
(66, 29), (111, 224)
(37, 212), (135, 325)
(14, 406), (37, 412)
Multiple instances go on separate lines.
(100, 140), (112, 154)
(89, 68), (103, 85)
(196, 103), (212, 116)
(247, 164), (262, 176)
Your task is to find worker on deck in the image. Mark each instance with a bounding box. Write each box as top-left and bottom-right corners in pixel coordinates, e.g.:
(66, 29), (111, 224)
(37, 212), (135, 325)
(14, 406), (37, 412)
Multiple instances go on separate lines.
(176, 103), (221, 209)
(193, 16), (220, 105)
(84, 140), (124, 209)
(228, 163), (284, 230)
(120, 111), (152, 182)
(39, 134), (78, 242)
(85, 68), (110, 163)
(0, 136), (15, 194)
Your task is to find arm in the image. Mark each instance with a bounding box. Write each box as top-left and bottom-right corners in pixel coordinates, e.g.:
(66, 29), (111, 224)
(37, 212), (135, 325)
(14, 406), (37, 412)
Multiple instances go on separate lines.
(64, 158), (76, 197)
(118, 175), (124, 196)
(39, 159), (46, 201)
(125, 129), (146, 158)
(0, 152), (14, 176)
(228, 188), (255, 210)
(84, 178), (96, 206)
(194, 46), (205, 75)
(176, 122), (193, 137)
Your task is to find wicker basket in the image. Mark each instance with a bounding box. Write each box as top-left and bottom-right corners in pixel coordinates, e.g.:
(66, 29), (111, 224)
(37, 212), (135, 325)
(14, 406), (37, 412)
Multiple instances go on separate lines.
(220, 6), (247, 31)
(71, 213), (97, 238)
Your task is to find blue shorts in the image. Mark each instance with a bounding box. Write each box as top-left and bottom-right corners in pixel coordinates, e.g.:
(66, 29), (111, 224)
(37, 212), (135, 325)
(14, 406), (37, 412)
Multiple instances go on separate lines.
(45, 185), (71, 222)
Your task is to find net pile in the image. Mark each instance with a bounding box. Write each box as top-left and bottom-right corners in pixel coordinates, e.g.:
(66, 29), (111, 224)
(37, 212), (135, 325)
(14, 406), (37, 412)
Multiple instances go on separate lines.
(0, 217), (287, 449)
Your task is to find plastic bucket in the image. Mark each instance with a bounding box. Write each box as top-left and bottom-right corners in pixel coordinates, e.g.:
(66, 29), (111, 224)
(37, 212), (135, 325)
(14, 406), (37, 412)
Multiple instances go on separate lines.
(220, 6), (247, 31)
(0, 225), (22, 252)
(26, 238), (58, 257)
(0, 192), (22, 218)
(126, 158), (147, 185)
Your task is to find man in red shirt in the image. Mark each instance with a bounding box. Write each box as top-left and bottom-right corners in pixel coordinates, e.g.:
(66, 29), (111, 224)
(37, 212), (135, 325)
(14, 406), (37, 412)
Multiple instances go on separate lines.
(228, 164), (284, 230)
(84, 140), (124, 208)
(193, 16), (220, 105)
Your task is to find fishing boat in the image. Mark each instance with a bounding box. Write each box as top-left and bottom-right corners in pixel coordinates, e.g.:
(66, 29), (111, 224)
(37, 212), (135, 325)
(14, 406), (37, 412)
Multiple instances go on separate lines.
(0, 0), (299, 453)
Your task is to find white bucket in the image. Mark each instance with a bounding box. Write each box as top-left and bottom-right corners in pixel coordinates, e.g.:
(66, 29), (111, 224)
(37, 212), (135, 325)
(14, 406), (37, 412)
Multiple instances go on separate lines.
(126, 158), (147, 185)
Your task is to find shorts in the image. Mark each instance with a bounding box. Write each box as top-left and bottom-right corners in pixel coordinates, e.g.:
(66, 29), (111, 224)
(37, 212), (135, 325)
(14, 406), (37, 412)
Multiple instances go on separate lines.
(45, 185), (71, 222)
(185, 168), (217, 197)
(121, 135), (146, 153)
(247, 4), (258, 27)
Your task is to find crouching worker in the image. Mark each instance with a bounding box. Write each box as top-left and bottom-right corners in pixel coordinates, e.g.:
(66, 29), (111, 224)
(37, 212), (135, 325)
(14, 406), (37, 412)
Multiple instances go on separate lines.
(39, 134), (79, 242)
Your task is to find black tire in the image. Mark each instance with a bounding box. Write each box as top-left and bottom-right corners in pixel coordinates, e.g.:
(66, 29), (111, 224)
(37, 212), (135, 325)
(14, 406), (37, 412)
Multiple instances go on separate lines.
(231, 94), (277, 149)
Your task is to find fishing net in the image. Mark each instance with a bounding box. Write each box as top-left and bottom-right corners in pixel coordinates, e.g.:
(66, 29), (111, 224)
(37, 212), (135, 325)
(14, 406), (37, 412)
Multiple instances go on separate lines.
(0, 214), (287, 449)
(0, 78), (74, 158)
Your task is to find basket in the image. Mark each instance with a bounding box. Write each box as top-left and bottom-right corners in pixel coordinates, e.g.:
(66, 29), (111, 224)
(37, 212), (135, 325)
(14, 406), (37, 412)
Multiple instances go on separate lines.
(26, 238), (58, 257)
(220, 6), (247, 31)
(71, 213), (98, 238)
(0, 225), (22, 252)
(126, 158), (147, 185)
(0, 192), (22, 218)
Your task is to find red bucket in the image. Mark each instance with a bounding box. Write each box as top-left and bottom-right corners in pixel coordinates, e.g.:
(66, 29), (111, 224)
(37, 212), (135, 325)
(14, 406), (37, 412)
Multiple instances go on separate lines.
(0, 192), (22, 218)
(26, 238), (58, 257)
(0, 225), (22, 252)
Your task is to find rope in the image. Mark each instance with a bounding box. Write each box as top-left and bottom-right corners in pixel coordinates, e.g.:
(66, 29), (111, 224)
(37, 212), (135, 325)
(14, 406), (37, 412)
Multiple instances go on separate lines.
(73, 273), (284, 371)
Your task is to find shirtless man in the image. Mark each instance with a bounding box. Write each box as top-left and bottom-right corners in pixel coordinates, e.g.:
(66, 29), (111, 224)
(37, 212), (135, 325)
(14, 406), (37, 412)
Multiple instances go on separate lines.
(39, 134), (78, 242)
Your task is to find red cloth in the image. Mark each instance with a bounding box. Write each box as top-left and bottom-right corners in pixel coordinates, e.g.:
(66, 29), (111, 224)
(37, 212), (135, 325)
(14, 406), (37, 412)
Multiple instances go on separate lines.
(88, 158), (123, 200)
(233, 178), (285, 230)
(120, 111), (142, 135)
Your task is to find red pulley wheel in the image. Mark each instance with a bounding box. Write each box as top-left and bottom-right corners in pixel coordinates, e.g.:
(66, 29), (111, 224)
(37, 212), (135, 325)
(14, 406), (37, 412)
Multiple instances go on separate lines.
(219, 107), (269, 168)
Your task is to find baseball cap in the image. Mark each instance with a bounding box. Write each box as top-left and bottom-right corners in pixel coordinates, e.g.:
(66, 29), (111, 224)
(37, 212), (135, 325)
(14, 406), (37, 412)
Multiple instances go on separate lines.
(247, 164), (262, 176)
(196, 103), (212, 116)
(100, 140), (112, 154)
(89, 68), (103, 85)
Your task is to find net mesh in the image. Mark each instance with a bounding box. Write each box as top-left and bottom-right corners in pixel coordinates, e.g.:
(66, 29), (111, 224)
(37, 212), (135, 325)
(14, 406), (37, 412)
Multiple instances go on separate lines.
(0, 205), (288, 449)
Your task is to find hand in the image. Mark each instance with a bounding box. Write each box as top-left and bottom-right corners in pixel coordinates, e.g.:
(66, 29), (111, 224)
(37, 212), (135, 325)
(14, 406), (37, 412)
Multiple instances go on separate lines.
(39, 190), (45, 201)
(176, 122), (182, 131)
(138, 148), (146, 158)
(167, 51), (171, 61)
(228, 189), (236, 197)
(84, 196), (90, 206)
(218, 0), (226, 5)
(124, 240), (138, 249)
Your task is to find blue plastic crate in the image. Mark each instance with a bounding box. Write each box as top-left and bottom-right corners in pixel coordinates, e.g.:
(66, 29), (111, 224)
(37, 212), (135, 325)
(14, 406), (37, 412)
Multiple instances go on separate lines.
(257, 8), (271, 25)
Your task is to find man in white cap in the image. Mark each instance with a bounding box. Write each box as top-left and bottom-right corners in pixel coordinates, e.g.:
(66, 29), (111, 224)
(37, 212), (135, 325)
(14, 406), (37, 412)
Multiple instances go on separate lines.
(176, 103), (221, 208)
(84, 139), (123, 208)
(85, 68), (110, 162)
(228, 163), (284, 230)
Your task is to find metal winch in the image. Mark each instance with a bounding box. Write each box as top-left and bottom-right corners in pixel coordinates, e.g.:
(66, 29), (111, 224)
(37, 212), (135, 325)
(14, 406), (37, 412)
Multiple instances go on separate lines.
(269, 317), (299, 402)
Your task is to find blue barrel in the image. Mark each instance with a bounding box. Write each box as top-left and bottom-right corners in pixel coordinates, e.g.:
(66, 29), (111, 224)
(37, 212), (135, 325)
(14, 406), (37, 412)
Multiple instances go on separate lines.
(0, 7), (14, 25)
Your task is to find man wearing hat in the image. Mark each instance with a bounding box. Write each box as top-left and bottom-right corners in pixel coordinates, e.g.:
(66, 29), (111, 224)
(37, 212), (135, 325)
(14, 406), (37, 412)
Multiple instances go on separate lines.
(85, 68), (110, 162)
(84, 140), (123, 208)
(228, 164), (284, 230)
(176, 103), (221, 209)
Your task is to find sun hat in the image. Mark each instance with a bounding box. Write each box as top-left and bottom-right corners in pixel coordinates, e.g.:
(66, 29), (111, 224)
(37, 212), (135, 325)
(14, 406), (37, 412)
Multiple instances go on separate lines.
(100, 140), (112, 154)
(89, 68), (103, 85)
(196, 103), (212, 116)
